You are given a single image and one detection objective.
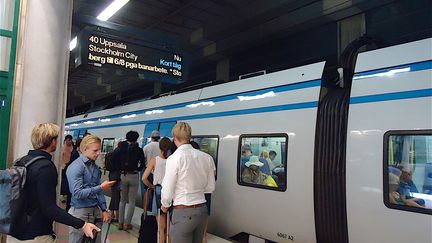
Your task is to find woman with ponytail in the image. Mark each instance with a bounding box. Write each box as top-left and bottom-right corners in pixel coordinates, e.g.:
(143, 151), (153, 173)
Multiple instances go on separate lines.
(141, 137), (171, 243)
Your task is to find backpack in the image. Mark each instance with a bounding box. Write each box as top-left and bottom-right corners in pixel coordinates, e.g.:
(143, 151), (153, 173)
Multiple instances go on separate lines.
(0, 156), (44, 235)
(104, 151), (115, 171)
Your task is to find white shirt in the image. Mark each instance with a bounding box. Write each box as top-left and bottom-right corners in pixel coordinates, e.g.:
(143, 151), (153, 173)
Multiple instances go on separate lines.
(161, 144), (216, 207)
(143, 141), (160, 167)
(153, 156), (167, 185)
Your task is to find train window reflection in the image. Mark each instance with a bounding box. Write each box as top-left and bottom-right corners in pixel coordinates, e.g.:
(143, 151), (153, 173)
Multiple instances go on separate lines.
(191, 136), (219, 179)
(101, 138), (115, 153)
(238, 134), (287, 191)
(384, 131), (432, 215)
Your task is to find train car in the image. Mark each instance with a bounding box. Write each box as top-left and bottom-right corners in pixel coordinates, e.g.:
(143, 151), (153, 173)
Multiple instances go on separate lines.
(65, 38), (431, 243)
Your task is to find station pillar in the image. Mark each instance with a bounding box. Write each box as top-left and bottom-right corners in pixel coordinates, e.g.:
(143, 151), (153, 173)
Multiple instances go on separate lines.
(7, 0), (73, 165)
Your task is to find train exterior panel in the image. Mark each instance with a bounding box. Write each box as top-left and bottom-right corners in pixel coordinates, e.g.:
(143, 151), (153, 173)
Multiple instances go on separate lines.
(346, 38), (432, 243)
(65, 38), (432, 242)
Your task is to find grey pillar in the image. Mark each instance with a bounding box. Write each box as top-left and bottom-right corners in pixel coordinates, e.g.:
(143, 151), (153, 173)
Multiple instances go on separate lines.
(8, 0), (73, 164)
(216, 58), (230, 82)
(337, 13), (366, 60)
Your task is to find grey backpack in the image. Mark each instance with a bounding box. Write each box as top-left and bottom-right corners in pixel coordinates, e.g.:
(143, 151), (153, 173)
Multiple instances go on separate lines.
(0, 156), (44, 235)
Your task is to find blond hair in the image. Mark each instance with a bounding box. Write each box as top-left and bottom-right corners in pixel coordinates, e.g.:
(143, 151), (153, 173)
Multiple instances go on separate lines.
(31, 123), (60, 149)
(172, 122), (191, 142)
(80, 134), (101, 151)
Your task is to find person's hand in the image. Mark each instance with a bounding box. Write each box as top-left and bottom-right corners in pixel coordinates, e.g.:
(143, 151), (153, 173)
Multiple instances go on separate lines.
(100, 180), (116, 190)
(161, 206), (168, 213)
(82, 222), (100, 239)
(102, 211), (111, 223)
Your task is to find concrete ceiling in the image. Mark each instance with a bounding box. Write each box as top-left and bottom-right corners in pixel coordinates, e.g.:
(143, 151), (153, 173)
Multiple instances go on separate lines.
(67, 0), (431, 116)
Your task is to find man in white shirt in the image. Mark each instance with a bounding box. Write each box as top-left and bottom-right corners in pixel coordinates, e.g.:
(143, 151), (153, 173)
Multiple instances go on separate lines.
(143, 130), (160, 167)
(161, 122), (216, 243)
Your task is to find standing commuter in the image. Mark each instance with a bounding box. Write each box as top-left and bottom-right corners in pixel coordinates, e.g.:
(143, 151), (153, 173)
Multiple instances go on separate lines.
(7, 123), (99, 243)
(161, 122), (216, 243)
(62, 135), (73, 166)
(142, 137), (171, 243)
(67, 135), (116, 243)
(107, 141), (126, 222)
(116, 131), (145, 230)
(143, 130), (161, 166)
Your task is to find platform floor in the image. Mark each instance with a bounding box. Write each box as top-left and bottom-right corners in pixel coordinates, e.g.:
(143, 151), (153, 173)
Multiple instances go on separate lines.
(56, 198), (232, 243)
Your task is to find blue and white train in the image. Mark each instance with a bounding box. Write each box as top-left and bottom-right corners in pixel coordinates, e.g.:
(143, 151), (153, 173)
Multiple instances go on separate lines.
(65, 38), (432, 243)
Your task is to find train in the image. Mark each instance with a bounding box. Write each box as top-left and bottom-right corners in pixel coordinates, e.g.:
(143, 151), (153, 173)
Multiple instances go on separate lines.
(65, 37), (432, 243)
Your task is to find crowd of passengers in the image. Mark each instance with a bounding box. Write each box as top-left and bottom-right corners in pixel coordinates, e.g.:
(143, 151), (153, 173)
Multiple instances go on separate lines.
(9, 122), (215, 243)
(388, 165), (428, 208)
(240, 144), (285, 188)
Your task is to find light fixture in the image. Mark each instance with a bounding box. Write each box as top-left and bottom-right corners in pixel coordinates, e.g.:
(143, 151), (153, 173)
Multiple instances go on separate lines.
(83, 121), (95, 125)
(69, 36), (77, 51)
(97, 0), (130, 21)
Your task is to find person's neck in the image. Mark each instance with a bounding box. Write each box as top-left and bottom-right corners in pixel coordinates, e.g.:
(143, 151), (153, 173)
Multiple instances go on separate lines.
(41, 148), (53, 154)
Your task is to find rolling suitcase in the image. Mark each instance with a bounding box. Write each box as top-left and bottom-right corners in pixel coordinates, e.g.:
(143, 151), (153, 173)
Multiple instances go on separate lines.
(138, 188), (158, 243)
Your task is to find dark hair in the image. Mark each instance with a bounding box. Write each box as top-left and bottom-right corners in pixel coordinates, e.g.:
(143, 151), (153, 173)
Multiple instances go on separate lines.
(170, 140), (177, 154)
(159, 137), (171, 159)
(65, 135), (73, 140)
(269, 150), (277, 157)
(75, 138), (82, 150)
(126, 131), (139, 142)
(190, 141), (200, 149)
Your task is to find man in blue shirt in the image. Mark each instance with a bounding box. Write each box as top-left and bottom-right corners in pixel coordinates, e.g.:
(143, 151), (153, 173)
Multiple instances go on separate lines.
(67, 135), (116, 243)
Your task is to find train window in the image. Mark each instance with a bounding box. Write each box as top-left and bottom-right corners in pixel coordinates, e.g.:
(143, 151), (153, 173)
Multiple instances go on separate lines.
(384, 131), (432, 215)
(237, 134), (287, 191)
(101, 138), (115, 153)
(191, 136), (219, 177)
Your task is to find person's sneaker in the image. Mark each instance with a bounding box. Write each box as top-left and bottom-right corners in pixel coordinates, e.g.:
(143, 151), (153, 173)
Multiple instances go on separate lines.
(118, 224), (124, 230)
(124, 224), (132, 230)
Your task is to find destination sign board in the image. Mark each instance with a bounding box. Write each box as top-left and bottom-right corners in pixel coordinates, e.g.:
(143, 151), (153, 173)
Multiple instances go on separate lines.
(79, 32), (183, 81)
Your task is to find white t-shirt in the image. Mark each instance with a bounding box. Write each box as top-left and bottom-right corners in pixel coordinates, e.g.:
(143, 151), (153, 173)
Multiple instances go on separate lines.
(143, 141), (160, 167)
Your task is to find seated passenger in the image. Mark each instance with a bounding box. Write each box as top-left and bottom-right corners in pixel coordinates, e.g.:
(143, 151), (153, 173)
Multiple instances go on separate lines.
(240, 144), (271, 175)
(268, 150), (284, 172)
(397, 165), (425, 206)
(389, 171), (423, 208)
(242, 156), (277, 187)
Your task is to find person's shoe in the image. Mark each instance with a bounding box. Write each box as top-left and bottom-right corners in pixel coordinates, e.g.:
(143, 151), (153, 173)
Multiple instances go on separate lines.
(118, 224), (124, 230)
(124, 224), (132, 230)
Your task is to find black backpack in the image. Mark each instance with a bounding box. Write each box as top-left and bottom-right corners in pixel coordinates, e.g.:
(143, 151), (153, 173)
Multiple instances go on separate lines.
(104, 151), (116, 171)
(0, 156), (44, 235)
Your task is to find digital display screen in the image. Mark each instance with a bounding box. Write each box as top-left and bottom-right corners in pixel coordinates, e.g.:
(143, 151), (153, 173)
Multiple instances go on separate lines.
(78, 31), (183, 81)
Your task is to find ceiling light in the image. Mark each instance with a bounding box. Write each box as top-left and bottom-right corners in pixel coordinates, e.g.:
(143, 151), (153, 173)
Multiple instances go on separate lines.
(99, 118), (111, 122)
(69, 36), (77, 51)
(97, 0), (130, 21)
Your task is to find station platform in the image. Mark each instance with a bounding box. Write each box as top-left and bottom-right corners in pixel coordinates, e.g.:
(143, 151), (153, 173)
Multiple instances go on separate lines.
(55, 198), (232, 243)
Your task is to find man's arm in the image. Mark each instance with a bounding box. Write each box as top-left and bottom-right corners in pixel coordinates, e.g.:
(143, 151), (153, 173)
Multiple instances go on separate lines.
(161, 157), (178, 208)
(204, 157), (216, 193)
(67, 163), (103, 199)
(36, 164), (85, 228)
(138, 148), (145, 171)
